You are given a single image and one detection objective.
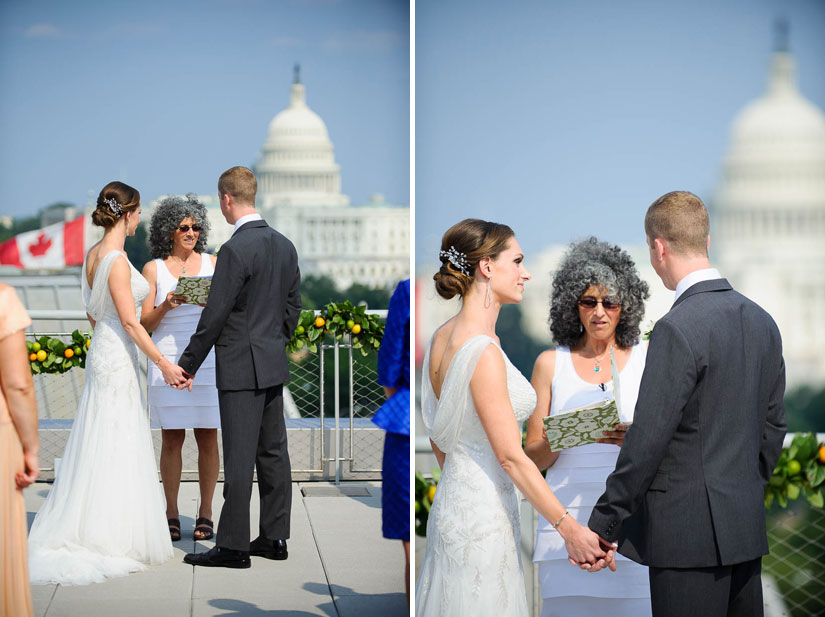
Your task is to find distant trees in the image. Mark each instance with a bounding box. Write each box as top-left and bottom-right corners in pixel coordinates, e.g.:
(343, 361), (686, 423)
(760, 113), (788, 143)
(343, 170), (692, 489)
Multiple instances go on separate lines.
(300, 274), (391, 311)
(124, 223), (151, 268)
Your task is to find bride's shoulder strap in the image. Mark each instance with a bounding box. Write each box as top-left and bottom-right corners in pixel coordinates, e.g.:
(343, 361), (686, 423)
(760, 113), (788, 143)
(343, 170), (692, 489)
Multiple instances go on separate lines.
(422, 335), (500, 454)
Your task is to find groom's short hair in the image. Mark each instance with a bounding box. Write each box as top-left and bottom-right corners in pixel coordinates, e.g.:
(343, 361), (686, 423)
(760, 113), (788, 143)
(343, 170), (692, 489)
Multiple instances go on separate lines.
(645, 191), (709, 256)
(219, 166), (257, 206)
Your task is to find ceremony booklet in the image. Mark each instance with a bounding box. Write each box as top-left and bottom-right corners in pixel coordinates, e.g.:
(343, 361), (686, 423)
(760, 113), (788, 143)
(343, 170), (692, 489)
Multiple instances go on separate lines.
(173, 276), (212, 306)
(542, 347), (626, 450)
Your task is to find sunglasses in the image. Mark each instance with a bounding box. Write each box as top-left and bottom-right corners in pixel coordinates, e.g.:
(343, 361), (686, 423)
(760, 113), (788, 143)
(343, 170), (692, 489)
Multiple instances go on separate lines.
(177, 225), (202, 233)
(577, 298), (622, 311)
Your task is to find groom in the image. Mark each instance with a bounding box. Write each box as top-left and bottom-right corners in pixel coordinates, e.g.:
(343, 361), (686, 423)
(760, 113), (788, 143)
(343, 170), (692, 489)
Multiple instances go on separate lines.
(177, 166), (301, 568)
(586, 191), (786, 616)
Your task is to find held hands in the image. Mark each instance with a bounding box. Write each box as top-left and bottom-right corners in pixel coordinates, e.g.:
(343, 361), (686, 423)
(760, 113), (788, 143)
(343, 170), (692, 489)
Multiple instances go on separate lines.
(557, 517), (617, 573)
(158, 357), (193, 391)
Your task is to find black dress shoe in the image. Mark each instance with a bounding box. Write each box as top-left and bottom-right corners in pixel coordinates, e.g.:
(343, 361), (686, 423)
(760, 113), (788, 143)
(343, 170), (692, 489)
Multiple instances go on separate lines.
(249, 536), (288, 560)
(184, 545), (251, 568)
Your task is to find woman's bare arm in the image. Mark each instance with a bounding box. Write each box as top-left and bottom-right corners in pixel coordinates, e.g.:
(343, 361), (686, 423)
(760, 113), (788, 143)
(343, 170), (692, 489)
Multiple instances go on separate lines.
(0, 329), (39, 487)
(108, 255), (186, 386)
(471, 345), (613, 569)
(525, 350), (561, 470)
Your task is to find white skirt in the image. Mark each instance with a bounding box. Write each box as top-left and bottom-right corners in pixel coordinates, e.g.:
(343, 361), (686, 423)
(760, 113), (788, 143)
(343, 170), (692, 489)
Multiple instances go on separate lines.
(148, 309), (220, 430)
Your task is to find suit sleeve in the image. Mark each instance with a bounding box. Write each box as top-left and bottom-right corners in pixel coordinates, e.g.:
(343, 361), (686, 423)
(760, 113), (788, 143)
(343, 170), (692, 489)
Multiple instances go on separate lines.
(588, 319), (697, 541)
(282, 257), (301, 341)
(179, 245), (247, 376)
(759, 357), (787, 485)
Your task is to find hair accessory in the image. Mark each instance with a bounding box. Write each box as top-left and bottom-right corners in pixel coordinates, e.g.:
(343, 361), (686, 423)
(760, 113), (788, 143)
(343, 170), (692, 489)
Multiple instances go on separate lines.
(103, 197), (123, 218)
(440, 246), (470, 276)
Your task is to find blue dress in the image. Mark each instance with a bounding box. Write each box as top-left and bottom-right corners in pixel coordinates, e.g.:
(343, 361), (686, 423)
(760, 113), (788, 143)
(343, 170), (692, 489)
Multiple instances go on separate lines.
(373, 279), (410, 541)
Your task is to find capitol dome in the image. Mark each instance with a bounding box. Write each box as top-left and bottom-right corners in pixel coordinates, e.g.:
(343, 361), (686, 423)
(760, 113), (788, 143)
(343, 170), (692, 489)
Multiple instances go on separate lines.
(713, 31), (825, 388)
(256, 67), (349, 208)
(725, 52), (825, 173)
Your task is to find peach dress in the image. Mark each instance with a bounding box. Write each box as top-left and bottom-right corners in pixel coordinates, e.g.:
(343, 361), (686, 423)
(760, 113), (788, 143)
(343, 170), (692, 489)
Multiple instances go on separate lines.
(0, 284), (34, 617)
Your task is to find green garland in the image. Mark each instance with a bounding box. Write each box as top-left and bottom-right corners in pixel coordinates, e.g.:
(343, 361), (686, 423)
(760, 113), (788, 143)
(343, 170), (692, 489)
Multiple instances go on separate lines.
(287, 301), (384, 357)
(766, 432), (825, 509)
(27, 330), (91, 375)
(414, 469), (439, 537)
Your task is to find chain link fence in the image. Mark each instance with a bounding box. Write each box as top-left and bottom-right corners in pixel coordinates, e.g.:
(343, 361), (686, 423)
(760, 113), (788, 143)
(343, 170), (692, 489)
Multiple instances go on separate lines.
(763, 503), (825, 617)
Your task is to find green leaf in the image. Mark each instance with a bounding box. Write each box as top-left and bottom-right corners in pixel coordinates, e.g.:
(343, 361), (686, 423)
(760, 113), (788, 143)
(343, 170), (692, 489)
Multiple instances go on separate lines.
(787, 483), (800, 500)
(807, 488), (824, 509)
(794, 433), (817, 461)
(777, 492), (788, 508)
(307, 343), (317, 354)
(808, 460), (825, 488)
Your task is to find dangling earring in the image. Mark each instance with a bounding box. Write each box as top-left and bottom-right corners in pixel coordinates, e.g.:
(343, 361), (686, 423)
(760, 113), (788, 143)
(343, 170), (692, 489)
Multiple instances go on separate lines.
(484, 277), (492, 309)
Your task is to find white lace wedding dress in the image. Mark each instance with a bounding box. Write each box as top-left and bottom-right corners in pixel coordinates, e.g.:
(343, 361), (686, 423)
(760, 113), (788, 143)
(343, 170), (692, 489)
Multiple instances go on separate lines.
(28, 250), (173, 585)
(416, 335), (537, 616)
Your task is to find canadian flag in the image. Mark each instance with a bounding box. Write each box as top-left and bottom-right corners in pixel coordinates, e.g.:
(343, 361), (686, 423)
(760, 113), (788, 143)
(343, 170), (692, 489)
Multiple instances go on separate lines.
(0, 218), (85, 269)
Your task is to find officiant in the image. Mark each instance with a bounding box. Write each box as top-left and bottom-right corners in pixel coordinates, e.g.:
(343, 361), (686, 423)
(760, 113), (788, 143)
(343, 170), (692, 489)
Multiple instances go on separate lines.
(524, 237), (652, 617)
(141, 194), (221, 543)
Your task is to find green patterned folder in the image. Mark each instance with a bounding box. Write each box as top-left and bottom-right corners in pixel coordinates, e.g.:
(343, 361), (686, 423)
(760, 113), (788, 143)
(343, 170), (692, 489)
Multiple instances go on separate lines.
(542, 346), (624, 450)
(542, 398), (621, 450)
(173, 276), (212, 306)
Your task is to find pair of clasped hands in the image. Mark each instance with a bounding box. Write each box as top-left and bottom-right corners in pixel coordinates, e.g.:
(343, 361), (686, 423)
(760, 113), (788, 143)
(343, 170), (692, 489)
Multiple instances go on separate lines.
(565, 422), (628, 573)
(568, 532), (618, 573)
(163, 364), (194, 391)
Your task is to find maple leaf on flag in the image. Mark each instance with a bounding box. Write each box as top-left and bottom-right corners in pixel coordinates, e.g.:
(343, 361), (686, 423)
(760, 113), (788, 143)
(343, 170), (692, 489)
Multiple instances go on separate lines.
(29, 232), (53, 257)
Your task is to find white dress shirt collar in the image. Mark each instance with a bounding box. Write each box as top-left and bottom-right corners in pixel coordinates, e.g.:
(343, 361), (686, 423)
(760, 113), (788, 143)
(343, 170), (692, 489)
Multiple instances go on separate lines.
(674, 268), (722, 302)
(233, 213), (262, 234)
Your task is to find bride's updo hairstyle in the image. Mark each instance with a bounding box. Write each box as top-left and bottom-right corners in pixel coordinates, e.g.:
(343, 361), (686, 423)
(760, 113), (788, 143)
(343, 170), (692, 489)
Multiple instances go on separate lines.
(92, 181), (141, 228)
(434, 218), (514, 300)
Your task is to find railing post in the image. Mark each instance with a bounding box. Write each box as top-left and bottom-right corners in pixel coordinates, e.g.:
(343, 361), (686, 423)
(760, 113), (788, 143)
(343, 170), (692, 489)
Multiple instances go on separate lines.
(319, 340), (326, 479)
(334, 337), (341, 485)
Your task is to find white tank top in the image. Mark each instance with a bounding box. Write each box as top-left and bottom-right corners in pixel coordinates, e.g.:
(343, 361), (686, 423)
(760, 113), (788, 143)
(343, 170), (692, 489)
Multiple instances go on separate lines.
(549, 343), (647, 424)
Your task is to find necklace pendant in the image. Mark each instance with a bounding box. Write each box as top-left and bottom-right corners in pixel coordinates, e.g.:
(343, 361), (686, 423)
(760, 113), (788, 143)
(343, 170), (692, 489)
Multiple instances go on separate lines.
(594, 366), (601, 372)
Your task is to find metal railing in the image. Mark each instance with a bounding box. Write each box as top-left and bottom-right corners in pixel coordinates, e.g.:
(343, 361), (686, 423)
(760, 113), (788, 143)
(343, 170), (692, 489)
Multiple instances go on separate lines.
(29, 309), (389, 483)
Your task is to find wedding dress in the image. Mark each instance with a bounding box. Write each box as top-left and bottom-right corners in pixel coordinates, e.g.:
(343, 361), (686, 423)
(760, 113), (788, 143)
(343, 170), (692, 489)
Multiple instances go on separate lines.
(28, 250), (173, 585)
(416, 335), (537, 616)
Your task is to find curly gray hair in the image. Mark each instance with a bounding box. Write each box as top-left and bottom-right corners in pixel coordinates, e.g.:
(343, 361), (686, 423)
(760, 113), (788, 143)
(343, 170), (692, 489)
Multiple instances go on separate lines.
(549, 237), (649, 349)
(148, 194), (211, 259)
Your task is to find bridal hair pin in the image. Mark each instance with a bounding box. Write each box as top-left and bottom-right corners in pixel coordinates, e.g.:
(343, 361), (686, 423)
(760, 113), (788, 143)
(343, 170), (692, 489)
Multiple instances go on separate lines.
(103, 197), (123, 218)
(440, 246), (470, 276)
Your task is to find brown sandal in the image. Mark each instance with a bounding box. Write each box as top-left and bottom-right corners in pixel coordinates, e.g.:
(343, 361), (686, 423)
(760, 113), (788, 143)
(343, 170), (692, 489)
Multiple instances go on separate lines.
(194, 517), (214, 540)
(168, 518), (182, 541)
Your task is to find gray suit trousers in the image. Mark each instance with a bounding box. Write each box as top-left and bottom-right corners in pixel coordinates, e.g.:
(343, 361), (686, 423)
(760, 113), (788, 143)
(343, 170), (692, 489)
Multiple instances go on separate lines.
(216, 385), (292, 551)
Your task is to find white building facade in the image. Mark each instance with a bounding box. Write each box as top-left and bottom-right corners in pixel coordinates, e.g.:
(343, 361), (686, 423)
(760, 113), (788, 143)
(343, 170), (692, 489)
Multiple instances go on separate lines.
(254, 72), (409, 290)
(712, 43), (825, 388)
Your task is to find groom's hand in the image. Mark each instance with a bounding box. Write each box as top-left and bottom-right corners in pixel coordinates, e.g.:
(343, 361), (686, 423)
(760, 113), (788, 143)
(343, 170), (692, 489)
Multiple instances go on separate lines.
(566, 533), (617, 573)
(159, 358), (188, 388)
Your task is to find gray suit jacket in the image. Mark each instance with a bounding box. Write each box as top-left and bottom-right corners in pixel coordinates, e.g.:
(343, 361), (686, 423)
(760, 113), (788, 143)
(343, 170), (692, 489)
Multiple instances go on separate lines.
(588, 278), (786, 568)
(179, 220), (301, 391)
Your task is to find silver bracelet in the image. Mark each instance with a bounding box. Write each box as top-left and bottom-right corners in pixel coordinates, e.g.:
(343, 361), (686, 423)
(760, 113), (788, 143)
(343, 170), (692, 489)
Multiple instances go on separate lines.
(552, 510), (570, 529)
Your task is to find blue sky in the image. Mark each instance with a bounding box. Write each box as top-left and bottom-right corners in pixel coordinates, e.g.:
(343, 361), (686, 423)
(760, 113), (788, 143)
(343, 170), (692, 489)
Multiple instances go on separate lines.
(415, 0), (825, 264)
(0, 0), (409, 218)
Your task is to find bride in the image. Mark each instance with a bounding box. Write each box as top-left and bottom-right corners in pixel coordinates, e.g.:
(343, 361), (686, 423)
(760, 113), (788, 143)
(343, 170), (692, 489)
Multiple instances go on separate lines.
(416, 219), (615, 616)
(28, 181), (183, 585)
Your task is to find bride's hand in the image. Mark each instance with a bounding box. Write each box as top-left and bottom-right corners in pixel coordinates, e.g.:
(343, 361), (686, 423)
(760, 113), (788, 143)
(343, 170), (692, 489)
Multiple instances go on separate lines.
(557, 518), (615, 571)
